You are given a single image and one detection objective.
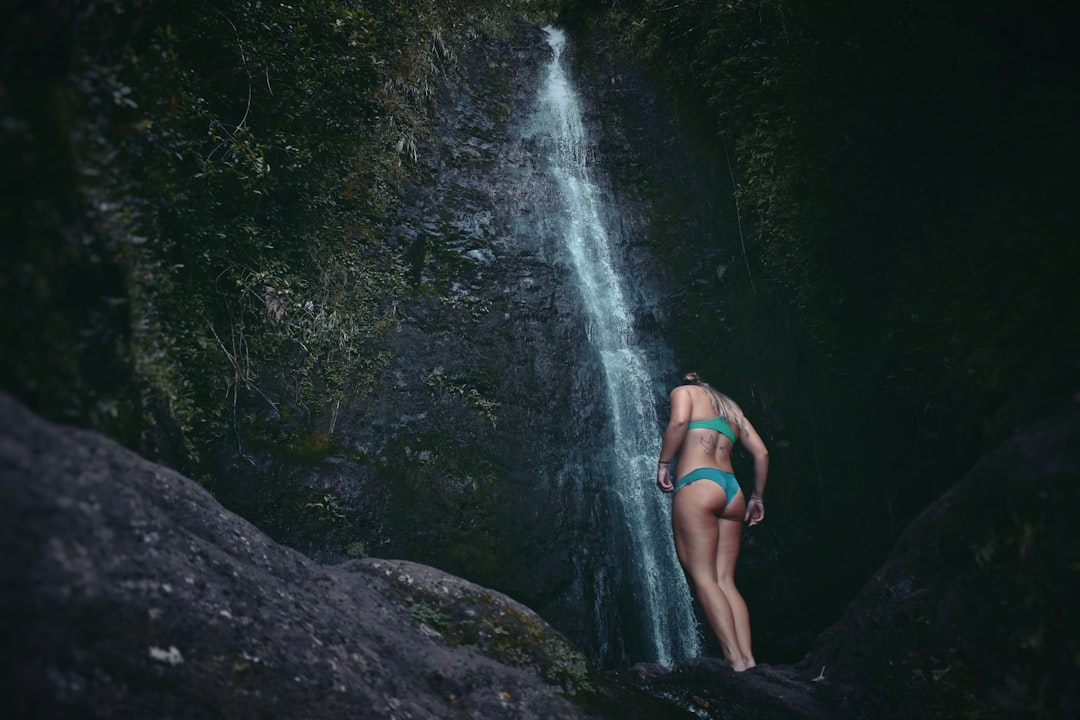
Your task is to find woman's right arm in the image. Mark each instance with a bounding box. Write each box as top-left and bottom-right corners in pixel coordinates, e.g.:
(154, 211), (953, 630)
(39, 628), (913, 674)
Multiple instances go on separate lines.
(657, 387), (692, 492)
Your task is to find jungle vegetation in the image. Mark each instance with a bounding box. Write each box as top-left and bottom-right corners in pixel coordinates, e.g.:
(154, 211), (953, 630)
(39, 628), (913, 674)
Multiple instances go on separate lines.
(2, 0), (560, 471)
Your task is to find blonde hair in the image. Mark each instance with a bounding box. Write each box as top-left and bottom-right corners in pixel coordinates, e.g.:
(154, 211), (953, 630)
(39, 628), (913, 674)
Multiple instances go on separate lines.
(684, 372), (745, 432)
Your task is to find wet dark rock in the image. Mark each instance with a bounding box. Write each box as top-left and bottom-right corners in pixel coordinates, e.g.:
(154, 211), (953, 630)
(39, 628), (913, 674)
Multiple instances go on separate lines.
(204, 18), (595, 643)
(193, 12), (738, 670)
(2, 389), (858, 718)
(619, 659), (836, 720)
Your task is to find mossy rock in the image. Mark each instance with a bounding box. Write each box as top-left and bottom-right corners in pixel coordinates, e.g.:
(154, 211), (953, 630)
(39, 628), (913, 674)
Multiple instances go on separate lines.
(356, 558), (599, 698)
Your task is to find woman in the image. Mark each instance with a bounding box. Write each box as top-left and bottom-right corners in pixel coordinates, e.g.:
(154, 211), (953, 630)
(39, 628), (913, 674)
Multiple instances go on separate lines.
(656, 372), (768, 671)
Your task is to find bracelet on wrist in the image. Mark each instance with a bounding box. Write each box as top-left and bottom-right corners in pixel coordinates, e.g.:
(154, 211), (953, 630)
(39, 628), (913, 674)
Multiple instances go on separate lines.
(658, 460), (670, 465)
(750, 494), (763, 501)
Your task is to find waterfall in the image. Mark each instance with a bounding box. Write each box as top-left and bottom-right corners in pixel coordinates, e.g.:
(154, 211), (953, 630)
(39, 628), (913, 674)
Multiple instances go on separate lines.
(537, 26), (701, 667)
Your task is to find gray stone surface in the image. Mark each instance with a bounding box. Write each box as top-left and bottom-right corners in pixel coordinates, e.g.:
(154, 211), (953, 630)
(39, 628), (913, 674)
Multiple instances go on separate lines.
(0, 392), (625, 719)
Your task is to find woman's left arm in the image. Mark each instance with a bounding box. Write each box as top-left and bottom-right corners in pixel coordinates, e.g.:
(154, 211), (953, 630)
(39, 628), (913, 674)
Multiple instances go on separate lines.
(739, 416), (769, 525)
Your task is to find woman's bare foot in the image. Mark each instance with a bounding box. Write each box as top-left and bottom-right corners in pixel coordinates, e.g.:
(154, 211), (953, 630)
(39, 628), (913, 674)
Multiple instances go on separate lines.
(732, 657), (757, 672)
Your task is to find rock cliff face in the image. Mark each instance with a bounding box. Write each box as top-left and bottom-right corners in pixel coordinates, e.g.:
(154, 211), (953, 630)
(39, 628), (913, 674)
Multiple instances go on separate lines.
(206, 17), (588, 637)
(204, 18), (737, 666)
(86, 14), (1075, 712)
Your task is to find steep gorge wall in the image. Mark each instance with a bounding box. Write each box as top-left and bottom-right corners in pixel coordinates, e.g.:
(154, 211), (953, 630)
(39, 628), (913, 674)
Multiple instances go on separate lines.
(207, 17), (581, 612)
(0, 0), (831, 667)
(206, 18), (740, 666)
(6, 4), (1077, 709)
(6, 0), (732, 668)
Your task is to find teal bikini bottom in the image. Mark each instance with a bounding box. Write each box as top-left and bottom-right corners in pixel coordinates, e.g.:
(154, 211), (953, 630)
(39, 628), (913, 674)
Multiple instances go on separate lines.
(675, 467), (741, 501)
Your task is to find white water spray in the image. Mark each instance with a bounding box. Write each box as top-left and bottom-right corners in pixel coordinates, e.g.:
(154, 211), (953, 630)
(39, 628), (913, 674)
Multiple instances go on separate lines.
(538, 26), (701, 666)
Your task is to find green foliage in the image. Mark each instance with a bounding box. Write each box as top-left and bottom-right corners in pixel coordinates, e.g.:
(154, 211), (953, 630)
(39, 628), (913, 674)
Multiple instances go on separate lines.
(3, 0), (547, 474)
(506, 0), (562, 24)
(426, 367), (501, 427)
(87, 0), (415, 464)
(302, 490), (348, 521)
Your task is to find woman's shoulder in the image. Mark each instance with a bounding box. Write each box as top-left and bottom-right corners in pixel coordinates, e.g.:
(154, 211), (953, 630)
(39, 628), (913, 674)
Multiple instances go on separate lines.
(669, 385), (698, 409)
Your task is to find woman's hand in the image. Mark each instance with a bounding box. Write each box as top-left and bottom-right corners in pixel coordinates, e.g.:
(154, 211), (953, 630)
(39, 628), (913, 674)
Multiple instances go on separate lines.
(657, 462), (674, 493)
(744, 496), (765, 526)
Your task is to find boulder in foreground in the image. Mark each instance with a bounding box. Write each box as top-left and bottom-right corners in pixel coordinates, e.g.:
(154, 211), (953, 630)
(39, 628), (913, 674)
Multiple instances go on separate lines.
(0, 392), (666, 719)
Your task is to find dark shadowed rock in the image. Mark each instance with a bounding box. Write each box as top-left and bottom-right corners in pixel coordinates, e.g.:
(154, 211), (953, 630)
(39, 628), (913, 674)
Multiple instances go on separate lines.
(798, 399), (1080, 719)
(605, 399), (1080, 720)
(617, 659), (836, 720)
(0, 392), (675, 719)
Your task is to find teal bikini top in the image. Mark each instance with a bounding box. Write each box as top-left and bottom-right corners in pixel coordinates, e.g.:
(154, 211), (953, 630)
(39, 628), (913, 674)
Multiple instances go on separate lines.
(688, 415), (737, 444)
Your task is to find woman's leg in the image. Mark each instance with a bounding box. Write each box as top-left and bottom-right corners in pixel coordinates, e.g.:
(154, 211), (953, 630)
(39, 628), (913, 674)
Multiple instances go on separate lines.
(672, 485), (749, 668)
(716, 496), (755, 669)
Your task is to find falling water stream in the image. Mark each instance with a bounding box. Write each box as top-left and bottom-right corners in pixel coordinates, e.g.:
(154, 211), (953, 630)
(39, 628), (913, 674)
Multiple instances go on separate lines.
(538, 26), (701, 667)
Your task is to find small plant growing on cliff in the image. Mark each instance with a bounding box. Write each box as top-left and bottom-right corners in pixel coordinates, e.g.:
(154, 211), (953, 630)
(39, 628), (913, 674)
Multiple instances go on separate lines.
(426, 367), (501, 427)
